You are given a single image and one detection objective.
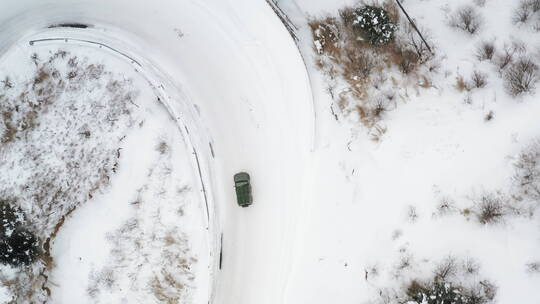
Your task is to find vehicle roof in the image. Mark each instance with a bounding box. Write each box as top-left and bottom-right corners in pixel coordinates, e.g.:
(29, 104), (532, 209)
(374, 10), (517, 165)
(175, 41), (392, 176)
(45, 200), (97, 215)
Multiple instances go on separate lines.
(234, 172), (250, 182)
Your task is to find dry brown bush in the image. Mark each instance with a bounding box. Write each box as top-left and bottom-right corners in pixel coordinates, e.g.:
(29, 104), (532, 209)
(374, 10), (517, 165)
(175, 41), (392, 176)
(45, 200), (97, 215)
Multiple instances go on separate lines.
(308, 17), (342, 57)
(310, 1), (435, 131)
(455, 75), (470, 91)
(341, 44), (376, 80)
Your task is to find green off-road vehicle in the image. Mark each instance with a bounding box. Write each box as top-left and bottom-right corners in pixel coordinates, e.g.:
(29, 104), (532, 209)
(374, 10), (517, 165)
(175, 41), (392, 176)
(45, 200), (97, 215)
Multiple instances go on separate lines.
(234, 172), (253, 207)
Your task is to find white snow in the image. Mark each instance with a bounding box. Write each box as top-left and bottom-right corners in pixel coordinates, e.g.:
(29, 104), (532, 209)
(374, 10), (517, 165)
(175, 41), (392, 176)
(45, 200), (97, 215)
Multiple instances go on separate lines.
(1, 0), (539, 303)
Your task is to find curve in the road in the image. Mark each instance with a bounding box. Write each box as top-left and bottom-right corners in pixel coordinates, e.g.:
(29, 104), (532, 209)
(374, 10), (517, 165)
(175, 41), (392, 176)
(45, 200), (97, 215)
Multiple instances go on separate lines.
(0, 1), (313, 303)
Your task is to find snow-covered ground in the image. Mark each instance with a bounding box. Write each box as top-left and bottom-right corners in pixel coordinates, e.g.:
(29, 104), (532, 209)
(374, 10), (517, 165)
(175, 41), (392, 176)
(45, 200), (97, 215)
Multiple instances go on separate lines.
(1, 0), (540, 303)
(0, 33), (210, 303)
(1, 0), (312, 303)
(280, 0), (540, 303)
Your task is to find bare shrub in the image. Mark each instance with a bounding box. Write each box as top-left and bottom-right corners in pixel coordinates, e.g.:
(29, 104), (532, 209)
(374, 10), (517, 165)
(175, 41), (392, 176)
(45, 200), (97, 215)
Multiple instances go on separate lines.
(396, 254), (413, 273)
(504, 57), (539, 96)
(434, 256), (458, 280)
(471, 70), (488, 88)
(495, 44), (516, 70)
(371, 98), (390, 119)
(407, 205), (419, 222)
(398, 21), (433, 60)
(513, 0), (540, 24)
(484, 110), (494, 121)
(1, 77), (13, 89)
(476, 41), (496, 61)
(156, 141), (169, 155)
(474, 0), (487, 7)
(341, 44), (376, 80)
(358, 94), (396, 129)
(395, 48), (421, 74)
(369, 124), (388, 142)
(514, 140), (540, 201)
(435, 196), (457, 216)
(475, 194), (507, 224)
(365, 264), (380, 280)
(463, 258), (480, 275)
(532, 0), (540, 12)
(526, 261), (540, 273)
(450, 5), (483, 34)
(514, 0), (534, 24)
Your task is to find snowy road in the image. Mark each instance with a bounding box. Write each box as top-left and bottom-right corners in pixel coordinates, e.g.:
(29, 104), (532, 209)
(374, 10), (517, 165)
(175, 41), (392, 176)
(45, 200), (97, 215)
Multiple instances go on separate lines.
(0, 0), (313, 303)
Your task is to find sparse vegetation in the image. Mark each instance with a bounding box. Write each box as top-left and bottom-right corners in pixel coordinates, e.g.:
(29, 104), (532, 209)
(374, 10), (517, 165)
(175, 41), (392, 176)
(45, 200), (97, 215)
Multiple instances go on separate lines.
(514, 139), (540, 202)
(450, 5), (483, 34)
(404, 257), (497, 304)
(310, 1), (435, 132)
(513, 0), (540, 25)
(406, 280), (493, 304)
(474, 0), (487, 7)
(0, 49), (141, 302)
(88, 149), (196, 303)
(379, 256), (497, 304)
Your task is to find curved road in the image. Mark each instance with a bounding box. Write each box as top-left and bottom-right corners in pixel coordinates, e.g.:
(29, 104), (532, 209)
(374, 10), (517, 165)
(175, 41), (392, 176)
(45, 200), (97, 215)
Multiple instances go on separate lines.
(0, 1), (313, 303)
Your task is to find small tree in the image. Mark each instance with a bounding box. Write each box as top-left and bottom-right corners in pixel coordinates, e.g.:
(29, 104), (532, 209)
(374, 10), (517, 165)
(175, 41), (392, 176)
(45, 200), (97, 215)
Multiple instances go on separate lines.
(0, 200), (24, 236)
(407, 281), (469, 304)
(0, 227), (40, 266)
(406, 279), (496, 304)
(351, 6), (397, 45)
(0, 201), (40, 266)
